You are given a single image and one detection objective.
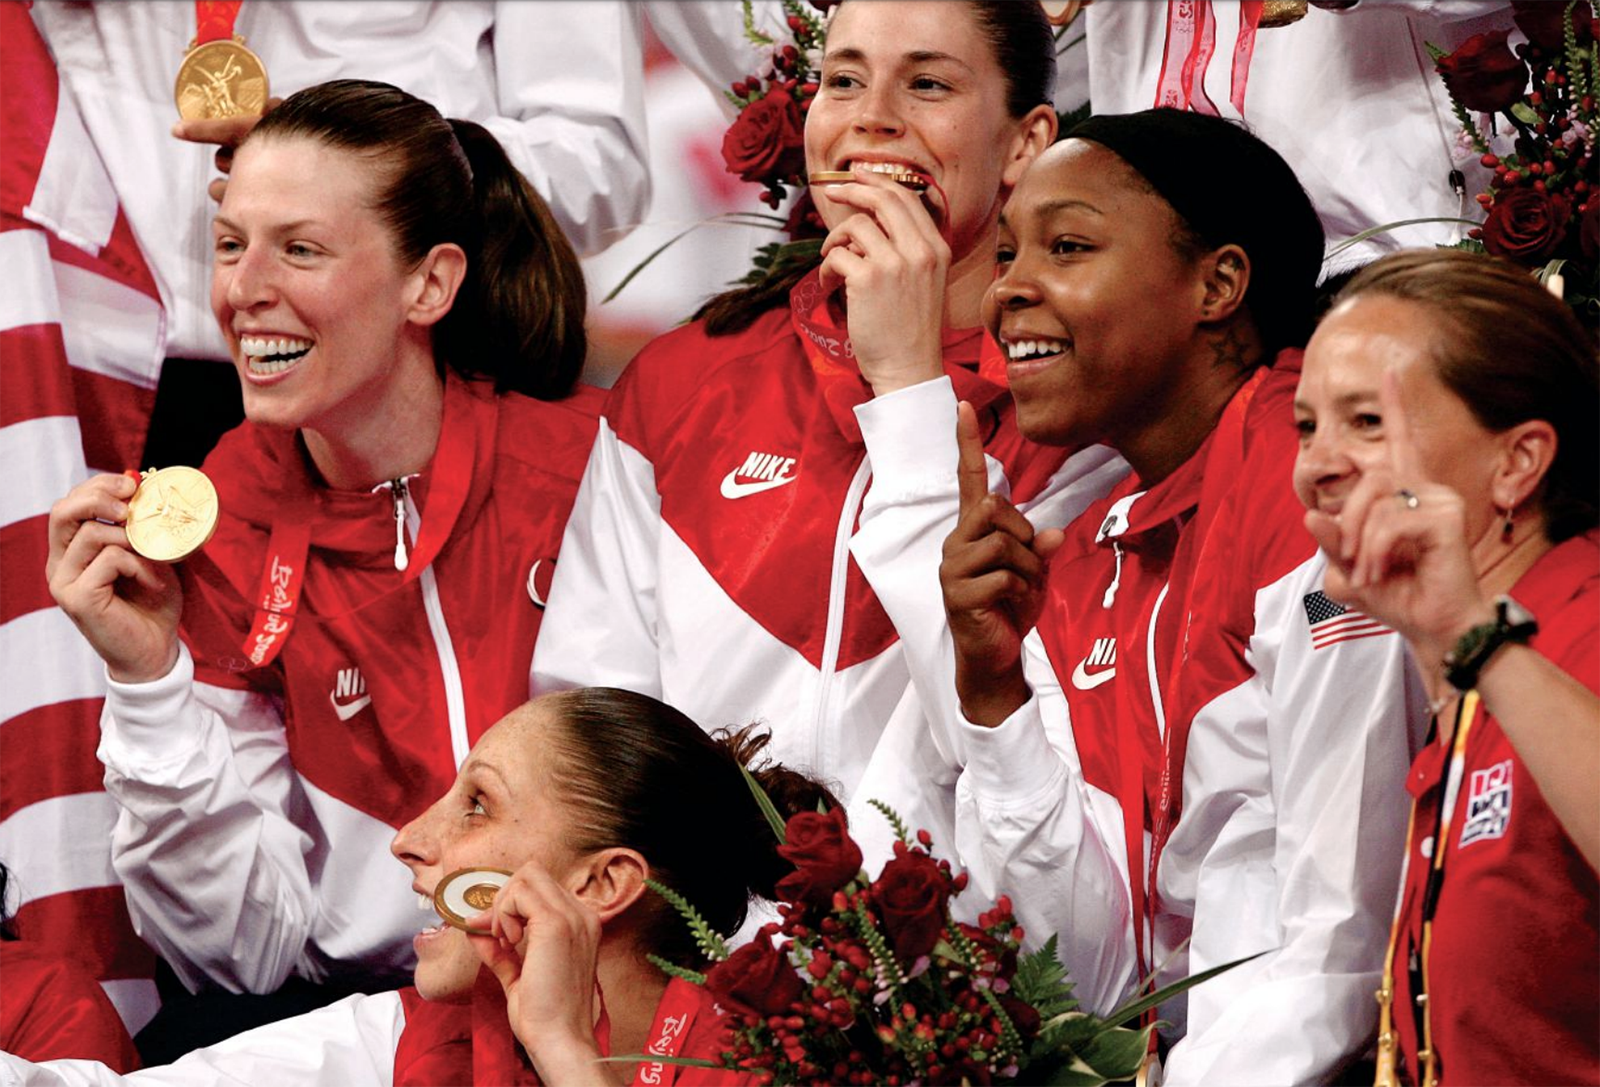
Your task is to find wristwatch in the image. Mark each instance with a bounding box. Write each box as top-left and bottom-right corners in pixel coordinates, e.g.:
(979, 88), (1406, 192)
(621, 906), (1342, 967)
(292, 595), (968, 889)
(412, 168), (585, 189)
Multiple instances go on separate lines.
(1443, 595), (1538, 692)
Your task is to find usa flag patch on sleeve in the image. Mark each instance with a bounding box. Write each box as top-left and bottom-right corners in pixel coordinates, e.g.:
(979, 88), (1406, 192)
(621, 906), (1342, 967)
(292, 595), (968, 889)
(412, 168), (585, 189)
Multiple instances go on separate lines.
(1303, 590), (1391, 650)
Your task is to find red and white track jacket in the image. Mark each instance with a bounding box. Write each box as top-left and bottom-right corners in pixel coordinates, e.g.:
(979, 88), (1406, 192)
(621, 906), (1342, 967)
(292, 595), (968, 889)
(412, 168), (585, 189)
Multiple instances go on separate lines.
(533, 276), (1126, 802)
(96, 374), (601, 993)
(853, 357), (1425, 1084)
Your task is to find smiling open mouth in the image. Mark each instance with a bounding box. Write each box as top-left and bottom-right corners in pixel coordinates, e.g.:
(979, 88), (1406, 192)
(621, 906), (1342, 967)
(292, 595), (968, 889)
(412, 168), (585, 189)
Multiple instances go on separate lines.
(241, 336), (313, 374)
(810, 163), (929, 191)
(1005, 339), (1068, 362)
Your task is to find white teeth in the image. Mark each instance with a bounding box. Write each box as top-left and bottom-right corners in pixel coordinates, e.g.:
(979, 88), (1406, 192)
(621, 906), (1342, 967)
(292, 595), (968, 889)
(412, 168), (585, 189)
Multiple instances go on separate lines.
(850, 161), (920, 176)
(1006, 339), (1067, 362)
(240, 335), (313, 371)
(418, 893), (433, 912)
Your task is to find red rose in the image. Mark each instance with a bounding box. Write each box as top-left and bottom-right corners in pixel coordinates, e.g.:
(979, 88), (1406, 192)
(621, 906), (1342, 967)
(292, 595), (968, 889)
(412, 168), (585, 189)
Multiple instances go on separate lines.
(784, 190), (827, 240)
(721, 87), (808, 185)
(1512, 0), (1594, 50)
(1436, 30), (1528, 113)
(1580, 199), (1598, 262)
(705, 938), (805, 1018)
(775, 807), (862, 906)
(1482, 188), (1571, 263)
(873, 851), (951, 966)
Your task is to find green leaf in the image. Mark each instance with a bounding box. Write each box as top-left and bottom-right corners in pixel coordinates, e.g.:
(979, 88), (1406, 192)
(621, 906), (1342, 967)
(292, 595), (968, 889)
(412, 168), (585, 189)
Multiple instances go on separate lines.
(866, 798), (911, 845)
(1323, 217), (1481, 261)
(741, 0), (775, 47)
(1013, 934), (1080, 1021)
(645, 879), (730, 962)
(1101, 949), (1267, 1029)
(1069, 1023), (1155, 1078)
(1509, 101), (1541, 126)
(1424, 40), (1448, 63)
(596, 1054), (721, 1069)
(740, 764), (789, 844)
(646, 953), (707, 987)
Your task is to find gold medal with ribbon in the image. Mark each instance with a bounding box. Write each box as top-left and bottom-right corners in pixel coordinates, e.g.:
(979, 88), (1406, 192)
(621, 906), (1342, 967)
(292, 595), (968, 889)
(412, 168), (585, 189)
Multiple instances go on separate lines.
(174, 0), (270, 120)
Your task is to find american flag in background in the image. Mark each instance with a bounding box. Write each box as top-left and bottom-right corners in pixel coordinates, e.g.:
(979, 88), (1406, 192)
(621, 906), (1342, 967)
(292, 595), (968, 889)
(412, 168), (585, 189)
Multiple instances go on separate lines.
(1303, 590), (1391, 651)
(1, 3), (165, 1034)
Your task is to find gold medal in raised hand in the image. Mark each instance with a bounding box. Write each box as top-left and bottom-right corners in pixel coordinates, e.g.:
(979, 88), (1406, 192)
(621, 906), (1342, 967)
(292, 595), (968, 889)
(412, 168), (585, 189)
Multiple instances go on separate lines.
(1259, 0), (1309, 28)
(434, 868), (513, 934)
(174, 36), (270, 121)
(125, 466), (220, 563)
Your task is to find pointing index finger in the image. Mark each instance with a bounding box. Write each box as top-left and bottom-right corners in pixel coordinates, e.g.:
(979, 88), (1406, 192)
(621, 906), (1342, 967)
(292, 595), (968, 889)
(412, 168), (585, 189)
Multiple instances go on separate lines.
(956, 400), (988, 515)
(1379, 367), (1424, 484)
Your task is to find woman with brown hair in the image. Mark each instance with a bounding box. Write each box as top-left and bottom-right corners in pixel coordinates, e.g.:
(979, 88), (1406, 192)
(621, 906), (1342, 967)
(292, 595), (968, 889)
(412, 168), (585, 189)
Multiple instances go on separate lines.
(45, 80), (601, 1034)
(1293, 247), (1598, 1086)
(1, 689), (835, 1085)
(534, 0), (1125, 807)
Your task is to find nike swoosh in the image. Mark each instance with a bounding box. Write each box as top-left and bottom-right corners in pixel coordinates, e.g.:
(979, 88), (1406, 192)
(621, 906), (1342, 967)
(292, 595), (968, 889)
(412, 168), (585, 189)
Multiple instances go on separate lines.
(329, 692), (373, 721)
(719, 471), (797, 500)
(1070, 661), (1116, 691)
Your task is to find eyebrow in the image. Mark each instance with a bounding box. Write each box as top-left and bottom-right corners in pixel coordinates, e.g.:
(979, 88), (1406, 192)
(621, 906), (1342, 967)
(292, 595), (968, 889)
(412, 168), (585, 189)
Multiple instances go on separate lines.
(211, 215), (325, 234)
(1294, 390), (1380, 413)
(462, 758), (513, 796)
(999, 198), (1104, 230)
(823, 46), (972, 72)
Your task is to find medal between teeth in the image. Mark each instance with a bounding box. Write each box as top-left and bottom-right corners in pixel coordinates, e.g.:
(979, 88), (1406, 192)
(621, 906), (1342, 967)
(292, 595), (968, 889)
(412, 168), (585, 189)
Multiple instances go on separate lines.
(125, 466), (220, 563)
(810, 168), (929, 192)
(433, 867), (512, 934)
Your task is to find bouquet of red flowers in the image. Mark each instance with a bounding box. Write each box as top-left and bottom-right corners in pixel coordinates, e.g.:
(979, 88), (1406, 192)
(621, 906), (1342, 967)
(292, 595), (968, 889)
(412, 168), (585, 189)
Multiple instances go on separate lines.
(1429, 1), (1598, 321)
(644, 790), (1241, 1087)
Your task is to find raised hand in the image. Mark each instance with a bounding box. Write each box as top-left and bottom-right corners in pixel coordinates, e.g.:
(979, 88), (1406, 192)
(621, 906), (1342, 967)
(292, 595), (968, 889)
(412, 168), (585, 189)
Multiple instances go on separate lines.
(47, 473), (183, 683)
(940, 401), (1064, 726)
(172, 96), (283, 203)
(467, 863), (608, 1080)
(816, 166), (949, 397)
(1302, 370), (1491, 663)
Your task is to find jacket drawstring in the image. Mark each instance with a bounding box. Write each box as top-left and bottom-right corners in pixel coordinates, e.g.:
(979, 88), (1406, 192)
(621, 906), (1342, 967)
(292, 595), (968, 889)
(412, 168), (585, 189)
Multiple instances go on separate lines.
(376, 477), (411, 572)
(1102, 540), (1125, 609)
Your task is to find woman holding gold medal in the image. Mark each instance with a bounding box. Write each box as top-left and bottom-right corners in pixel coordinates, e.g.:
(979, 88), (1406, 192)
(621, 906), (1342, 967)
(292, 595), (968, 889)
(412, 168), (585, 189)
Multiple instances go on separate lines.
(1291, 249), (1598, 1086)
(45, 80), (601, 1050)
(1, 689), (826, 1085)
(533, 0), (1126, 811)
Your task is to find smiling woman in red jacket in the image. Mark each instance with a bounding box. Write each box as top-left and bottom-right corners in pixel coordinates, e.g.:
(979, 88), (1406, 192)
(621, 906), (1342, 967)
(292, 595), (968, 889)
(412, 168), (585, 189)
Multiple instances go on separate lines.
(44, 80), (600, 1046)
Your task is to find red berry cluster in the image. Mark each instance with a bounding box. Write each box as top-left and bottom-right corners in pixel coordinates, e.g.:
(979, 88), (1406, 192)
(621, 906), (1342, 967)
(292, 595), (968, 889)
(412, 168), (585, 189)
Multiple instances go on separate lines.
(711, 821), (1038, 1086)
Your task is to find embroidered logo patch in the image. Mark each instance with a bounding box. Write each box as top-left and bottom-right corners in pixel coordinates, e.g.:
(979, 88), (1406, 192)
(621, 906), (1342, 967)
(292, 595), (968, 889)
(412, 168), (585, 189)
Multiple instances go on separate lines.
(1458, 758), (1514, 848)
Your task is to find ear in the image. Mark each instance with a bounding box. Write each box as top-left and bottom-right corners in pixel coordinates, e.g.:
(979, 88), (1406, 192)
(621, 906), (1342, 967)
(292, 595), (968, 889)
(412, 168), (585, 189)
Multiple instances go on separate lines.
(406, 242), (468, 329)
(1000, 104), (1059, 190)
(1197, 244), (1251, 324)
(567, 847), (649, 924)
(1494, 418), (1558, 514)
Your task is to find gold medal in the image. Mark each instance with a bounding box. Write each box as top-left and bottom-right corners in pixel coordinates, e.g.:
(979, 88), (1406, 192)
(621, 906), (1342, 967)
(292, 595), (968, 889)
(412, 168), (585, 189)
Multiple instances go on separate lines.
(809, 169), (929, 192)
(125, 466), (220, 563)
(433, 868), (513, 934)
(174, 36), (270, 121)
(1259, 0), (1309, 28)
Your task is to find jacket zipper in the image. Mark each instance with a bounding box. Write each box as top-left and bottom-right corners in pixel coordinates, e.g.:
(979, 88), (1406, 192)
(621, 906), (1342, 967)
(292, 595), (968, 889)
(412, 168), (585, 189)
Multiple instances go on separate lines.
(376, 476), (472, 768)
(812, 459), (873, 774)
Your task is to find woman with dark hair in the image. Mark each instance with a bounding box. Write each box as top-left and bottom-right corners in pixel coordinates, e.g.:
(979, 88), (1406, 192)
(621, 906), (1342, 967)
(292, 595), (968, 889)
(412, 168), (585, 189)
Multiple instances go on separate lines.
(897, 109), (1423, 1083)
(45, 79), (601, 1021)
(534, 0), (1125, 807)
(0, 863), (139, 1072)
(1, 690), (834, 1085)
(1293, 248), (1598, 1086)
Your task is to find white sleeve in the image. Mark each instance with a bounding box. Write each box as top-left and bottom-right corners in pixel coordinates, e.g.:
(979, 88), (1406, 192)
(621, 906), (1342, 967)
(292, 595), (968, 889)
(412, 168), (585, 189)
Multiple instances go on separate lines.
(1161, 557), (1422, 1086)
(480, 1), (650, 256)
(851, 377), (1125, 761)
(97, 645), (315, 995)
(531, 416), (664, 699)
(640, 1), (794, 119)
(952, 633), (1140, 1017)
(0, 992), (404, 1087)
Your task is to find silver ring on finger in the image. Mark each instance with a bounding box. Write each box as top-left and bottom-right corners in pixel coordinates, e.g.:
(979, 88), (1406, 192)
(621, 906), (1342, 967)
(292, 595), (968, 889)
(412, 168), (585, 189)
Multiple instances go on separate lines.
(1395, 488), (1421, 510)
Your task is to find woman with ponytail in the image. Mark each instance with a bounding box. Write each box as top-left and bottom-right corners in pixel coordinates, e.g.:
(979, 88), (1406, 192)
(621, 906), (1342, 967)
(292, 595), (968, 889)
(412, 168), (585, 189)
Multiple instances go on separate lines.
(534, 1), (1126, 808)
(2, 690), (835, 1085)
(45, 80), (602, 1046)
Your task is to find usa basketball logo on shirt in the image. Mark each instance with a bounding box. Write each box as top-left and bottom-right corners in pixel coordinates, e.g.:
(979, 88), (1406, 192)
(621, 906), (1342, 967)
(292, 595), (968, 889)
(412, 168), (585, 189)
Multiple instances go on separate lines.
(1458, 758), (1514, 848)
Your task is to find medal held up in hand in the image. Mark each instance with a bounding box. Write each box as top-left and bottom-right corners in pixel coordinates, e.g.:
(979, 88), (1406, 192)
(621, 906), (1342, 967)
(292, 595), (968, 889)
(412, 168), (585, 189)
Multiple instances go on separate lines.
(174, 1), (269, 120)
(433, 868), (513, 934)
(125, 467), (220, 563)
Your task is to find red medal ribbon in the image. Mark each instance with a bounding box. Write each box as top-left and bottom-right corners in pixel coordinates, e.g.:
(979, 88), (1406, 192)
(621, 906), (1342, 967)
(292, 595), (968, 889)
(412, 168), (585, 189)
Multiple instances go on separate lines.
(240, 518), (310, 669)
(1116, 368), (1265, 1030)
(193, 1), (244, 44)
(1155, 0), (1269, 117)
(630, 979), (704, 1087)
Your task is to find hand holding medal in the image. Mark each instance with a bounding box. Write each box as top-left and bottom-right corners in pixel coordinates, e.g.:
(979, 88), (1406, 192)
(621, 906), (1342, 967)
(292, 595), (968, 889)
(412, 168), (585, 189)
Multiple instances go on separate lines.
(125, 467), (221, 563)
